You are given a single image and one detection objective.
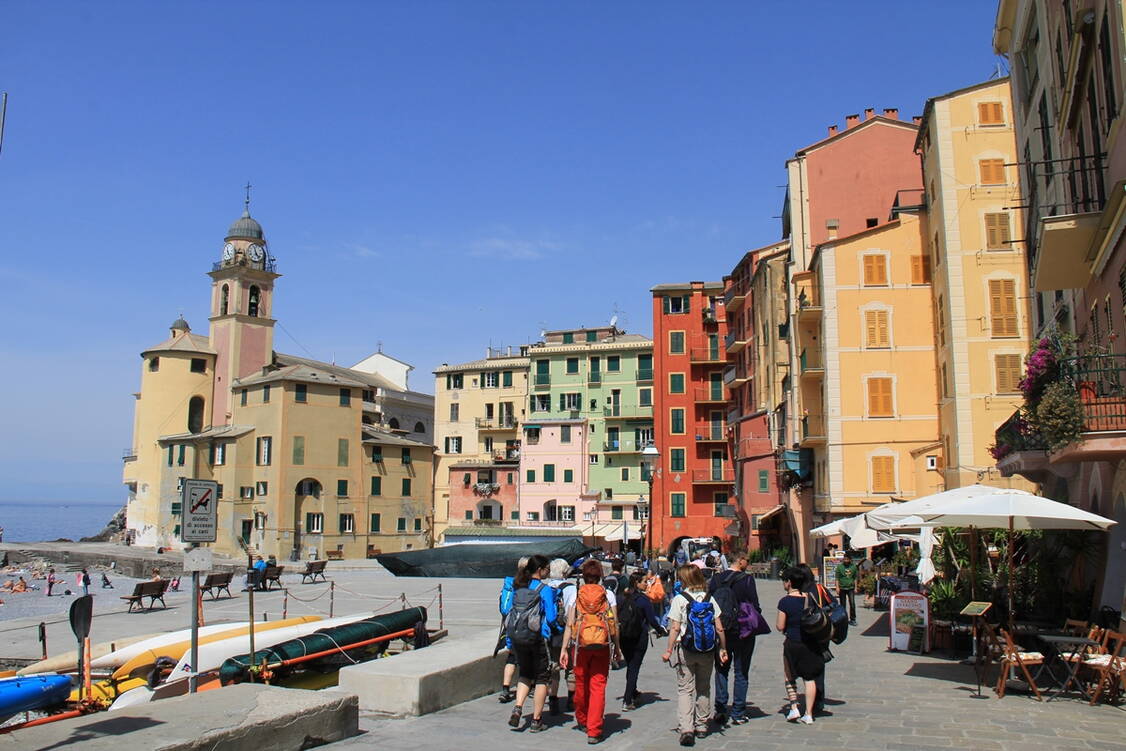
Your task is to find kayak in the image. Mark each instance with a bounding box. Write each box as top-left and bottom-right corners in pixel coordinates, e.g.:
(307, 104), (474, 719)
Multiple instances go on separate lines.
(108, 676), (222, 711)
(91, 623), (251, 670)
(67, 675), (147, 704)
(18, 633), (160, 675)
(112, 616), (321, 680)
(0, 675), (72, 724)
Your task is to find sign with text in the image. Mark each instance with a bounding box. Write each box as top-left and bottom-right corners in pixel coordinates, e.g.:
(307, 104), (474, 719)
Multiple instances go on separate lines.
(959, 601), (993, 617)
(181, 479), (218, 543)
(889, 591), (929, 652)
(821, 557), (838, 589)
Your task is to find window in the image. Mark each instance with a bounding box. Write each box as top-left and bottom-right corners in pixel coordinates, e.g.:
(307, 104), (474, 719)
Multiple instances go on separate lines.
(295, 384), (307, 403)
(663, 294), (690, 314)
(446, 373), (464, 390)
(589, 454), (599, 464)
(670, 448), (686, 472)
(502, 371), (513, 387)
(867, 377), (893, 417)
(862, 255), (888, 286)
(995, 354), (1022, 394)
(370, 476), (382, 495)
(1101, 12), (1117, 125)
(669, 373), (685, 394)
(262, 384), (271, 403)
(871, 456), (896, 493)
(337, 438), (349, 466)
(566, 357), (579, 374)
(586, 331), (597, 342)
(256, 481), (268, 497)
(444, 436), (462, 454)
(388, 417), (400, 430)
(305, 513), (324, 533)
(149, 356), (159, 372)
(240, 389), (248, 407)
(563, 468), (574, 483)
(526, 427), (541, 444)
(483, 372), (498, 388)
(401, 478), (411, 496)
(543, 464), (555, 482)
(339, 514), (355, 534)
(563, 393), (581, 411)
(336, 479), (348, 497)
(560, 425), (571, 443)
(941, 362), (950, 398)
(449, 403), (459, 421)
(507, 472), (514, 484)
(414, 518), (422, 532)
(532, 395), (550, 412)
(190, 358), (206, 374)
(978, 101), (1004, 125)
(526, 469), (536, 483)
(562, 332), (574, 344)
(240, 485), (255, 500)
(397, 517), (407, 532)
(989, 279), (1018, 337)
(464, 510), (474, 521)
(758, 469), (769, 493)
(187, 396), (205, 434)
(220, 285), (229, 315)
(559, 505), (575, 521)
(979, 158), (1005, 185)
(639, 388), (652, 407)
(937, 295), (946, 347)
(620, 467), (629, 481)
(670, 492), (686, 517)
(669, 331), (685, 354)
(370, 513), (381, 532)
(637, 354), (653, 379)
(985, 213), (1011, 250)
(414, 421), (424, 433)
(257, 436), (272, 465)
(247, 285), (261, 317)
(864, 310), (890, 348)
(612, 505), (623, 520)
(607, 356), (620, 372)
(372, 445), (383, 462)
(910, 255), (932, 284)
(210, 441), (226, 466)
(670, 408), (685, 434)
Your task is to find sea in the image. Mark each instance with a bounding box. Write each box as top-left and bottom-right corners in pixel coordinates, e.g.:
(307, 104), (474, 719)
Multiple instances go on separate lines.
(0, 502), (122, 543)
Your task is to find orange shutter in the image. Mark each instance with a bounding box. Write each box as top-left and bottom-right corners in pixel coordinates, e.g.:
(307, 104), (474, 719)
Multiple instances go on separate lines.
(980, 159), (1005, 185)
(868, 377), (893, 416)
(985, 213), (1011, 250)
(989, 279), (1018, 337)
(872, 456), (896, 493)
(864, 255), (888, 286)
(864, 310), (890, 348)
(995, 354), (1021, 393)
(911, 255), (932, 284)
(978, 101), (1004, 125)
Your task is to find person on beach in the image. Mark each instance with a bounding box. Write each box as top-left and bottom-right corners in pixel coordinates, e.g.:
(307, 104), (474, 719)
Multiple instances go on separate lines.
(504, 555), (557, 733)
(560, 559), (622, 745)
(777, 566), (824, 725)
(619, 571), (665, 711)
(46, 568), (58, 597)
(80, 568), (91, 596)
(496, 555), (530, 704)
(663, 564), (728, 747)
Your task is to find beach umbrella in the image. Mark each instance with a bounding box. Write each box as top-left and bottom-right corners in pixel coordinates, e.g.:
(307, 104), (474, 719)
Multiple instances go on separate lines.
(809, 518), (848, 538)
(865, 484), (998, 529)
(810, 513), (898, 548)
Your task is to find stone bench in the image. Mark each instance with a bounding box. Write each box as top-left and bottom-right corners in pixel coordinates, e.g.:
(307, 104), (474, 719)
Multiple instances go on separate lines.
(336, 628), (503, 716)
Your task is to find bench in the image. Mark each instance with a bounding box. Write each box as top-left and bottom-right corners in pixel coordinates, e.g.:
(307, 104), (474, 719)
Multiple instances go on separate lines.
(262, 565), (284, 590)
(301, 560), (328, 584)
(121, 579), (170, 613)
(326, 549), (344, 561)
(200, 571), (233, 600)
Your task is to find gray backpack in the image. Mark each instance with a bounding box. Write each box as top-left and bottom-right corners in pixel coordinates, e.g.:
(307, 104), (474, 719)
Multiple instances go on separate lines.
(505, 584), (544, 647)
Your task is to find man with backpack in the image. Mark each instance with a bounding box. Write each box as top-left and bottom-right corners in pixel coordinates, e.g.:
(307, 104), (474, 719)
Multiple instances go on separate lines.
(707, 552), (764, 725)
(495, 556), (530, 703)
(504, 555), (558, 732)
(618, 571), (666, 711)
(602, 558), (627, 596)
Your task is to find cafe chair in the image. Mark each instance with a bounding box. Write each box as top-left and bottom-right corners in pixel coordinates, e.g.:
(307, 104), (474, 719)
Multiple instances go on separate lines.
(996, 628), (1045, 700)
(1062, 618), (1090, 636)
(1085, 630), (1125, 705)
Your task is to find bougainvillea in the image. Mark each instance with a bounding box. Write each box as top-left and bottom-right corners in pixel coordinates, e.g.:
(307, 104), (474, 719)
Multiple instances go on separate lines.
(1019, 338), (1058, 401)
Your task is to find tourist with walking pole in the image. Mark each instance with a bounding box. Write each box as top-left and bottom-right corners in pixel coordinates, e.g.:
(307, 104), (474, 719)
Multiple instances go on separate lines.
(560, 559), (622, 745)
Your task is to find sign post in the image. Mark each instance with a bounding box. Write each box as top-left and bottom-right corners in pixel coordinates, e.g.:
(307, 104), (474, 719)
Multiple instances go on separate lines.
(181, 479), (218, 694)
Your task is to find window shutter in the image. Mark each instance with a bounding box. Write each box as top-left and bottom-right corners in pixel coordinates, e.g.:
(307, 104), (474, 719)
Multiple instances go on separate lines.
(980, 159), (1005, 184)
(872, 456), (895, 492)
(864, 255), (887, 285)
(978, 101), (1004, 125)
(868, 378), (892, 416)
(989, 279), (1018, 337)
(682, 294), (690, 312)
(662, 296), (671, 314)
(984, 213), (1011, 250)
(865, 311), (889, 348)
(911, 255), (932, 284)
(995, 354), (1021, 393)
(865, 311), (878, 347)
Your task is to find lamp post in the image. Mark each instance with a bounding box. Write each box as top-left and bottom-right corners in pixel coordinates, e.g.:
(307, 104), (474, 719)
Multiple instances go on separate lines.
(641, 444), (660, 560)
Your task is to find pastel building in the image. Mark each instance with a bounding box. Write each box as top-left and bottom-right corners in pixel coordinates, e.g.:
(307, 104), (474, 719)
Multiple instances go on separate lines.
(517, 418), (592, 524)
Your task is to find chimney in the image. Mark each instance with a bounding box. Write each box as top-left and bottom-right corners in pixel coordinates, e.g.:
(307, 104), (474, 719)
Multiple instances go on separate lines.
(507, 345), (512, 356)
(827, 124), (838, 137)
(845, 113), (860, 129)
(882, 108), (899, 120)
(864, 108), (875, 120)
(912, 115), (923, 125)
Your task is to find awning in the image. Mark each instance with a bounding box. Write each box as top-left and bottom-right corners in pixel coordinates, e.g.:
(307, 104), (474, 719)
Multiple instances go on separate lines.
(1033, 212), (1098, 291)
(588, 522), (628, 541)
(756, 505), (786, 524)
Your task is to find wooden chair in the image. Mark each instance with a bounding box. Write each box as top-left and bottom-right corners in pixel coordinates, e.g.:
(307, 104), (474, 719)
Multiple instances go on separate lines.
(1086, 630), (1125, 705)
(996, 628), (1045, 700)
(1063, 618), (1090, 636)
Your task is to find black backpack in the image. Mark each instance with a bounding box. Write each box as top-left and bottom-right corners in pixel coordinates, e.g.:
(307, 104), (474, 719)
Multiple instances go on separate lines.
(710, 570), (745, 635)
(617, 592), (644, 641)
(505, 584), (544, 647)
(799, 591), (832, 644)
(602, 573), (624, 595)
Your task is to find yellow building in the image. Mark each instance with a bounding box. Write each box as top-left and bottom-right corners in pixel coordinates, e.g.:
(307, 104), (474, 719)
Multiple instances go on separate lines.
(122, 205), (435, 559)
(795, 211), (942, 518)
(917, 77), (1035, 492)
(432, 351), (530, 540)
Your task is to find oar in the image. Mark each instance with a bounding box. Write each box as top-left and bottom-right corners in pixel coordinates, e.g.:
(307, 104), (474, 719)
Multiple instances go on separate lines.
(69, 595), (93, 700)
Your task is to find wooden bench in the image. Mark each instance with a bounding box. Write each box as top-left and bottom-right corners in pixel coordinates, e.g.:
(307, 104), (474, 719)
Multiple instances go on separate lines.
(200, 571), (233, 600)
(326, 549), (344, 561)
(301, 560), (328, 584)
(262, 565), (284, 590)
(121, 579), (170, 613)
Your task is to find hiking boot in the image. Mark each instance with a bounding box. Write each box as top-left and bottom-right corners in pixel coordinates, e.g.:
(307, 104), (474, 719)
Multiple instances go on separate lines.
(528, 719), (547, 733)
(498, 688), (515, 704)
(714, 711), (727, 726)
(679, 732), (695, 747)
(549, 697), (560, 715)
(507, 708), (522, 729)
(587, 735), (602, 745)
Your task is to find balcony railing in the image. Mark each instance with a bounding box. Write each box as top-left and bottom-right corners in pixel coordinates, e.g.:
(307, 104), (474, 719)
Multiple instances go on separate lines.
(534, 374), (551, 386)
(212, 258), (278, 273)
(588, 371), (602, 384)
(800, 349), (823, 373)
(1062, 353), (1126, 432)
(636, 368), (654, 382)
(475, 416), (517, 429)
(603, 405), (653, 418)
(694, 386), (728, 402)
(692, 468), (735, 483)
(694, 423), (727, 441)
(724, 286), (746, 312)
(992, 410), (1047, 460)
(690, 347), (725, 363)
(492, 449), (521, 462)
(123, 448), (137, 462)
(801, 415), (826, 440)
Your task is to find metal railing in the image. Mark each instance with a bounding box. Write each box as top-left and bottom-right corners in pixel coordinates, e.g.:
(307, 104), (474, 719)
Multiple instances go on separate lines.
(801, 415), (825, 439)
(694, 423), (727, 440)
(690, 347), (724, 362)
(800, 349), (823, 372)
(992, 409), (1047, 458)
(123, 448), (137, 461)
(534, 374), (551, 386)
(475, 416), (517, 429)
(694, 386), (728, 402)
(692, 468), (735, 483)
(636, 368), (654, 382)
(1061, 354), (1126, 432)
(588, 371), (602, 384)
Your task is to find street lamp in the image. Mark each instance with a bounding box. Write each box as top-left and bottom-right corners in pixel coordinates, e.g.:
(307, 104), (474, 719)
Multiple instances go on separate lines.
(641, 444), (660, 560)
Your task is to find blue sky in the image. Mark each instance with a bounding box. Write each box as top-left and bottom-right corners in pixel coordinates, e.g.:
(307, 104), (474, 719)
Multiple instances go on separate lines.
(1, 1), (1002, 503)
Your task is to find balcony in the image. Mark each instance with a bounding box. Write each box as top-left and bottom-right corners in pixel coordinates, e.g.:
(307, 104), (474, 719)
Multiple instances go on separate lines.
(723, 332), (748, 354)
(693, 423), (727, 442)
(799, 415), (826, 447)
(799, 349), (824, 378)
(702, 306), (719, 325)
(122, 448), (137, 462)
(472, 482), (502, 497)
(533, 373), (551, 389)
(797, 292), (823, 323)
(475, 416), (517, 430)
(588, 371), (602, 384)
(724, 286), (746, 313)
(603, 405), (653, 418)
(636, 368), (654, 382)
(992, 409), (1050, 480)
(694, 386), (728, 403)
(690, 347), (725, 363)
(603, 439), (648, 453)
(692, 467), (735, 484)
(492, 448), (521, 462)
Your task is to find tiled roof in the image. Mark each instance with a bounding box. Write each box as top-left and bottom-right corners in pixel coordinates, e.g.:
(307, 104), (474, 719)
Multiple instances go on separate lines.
(142, 332), (216, 357)
(649, 281), (724, 292)
(361, 425), (433, 449)
(434, 357), (529, 374)
(236, 352), (406, 391)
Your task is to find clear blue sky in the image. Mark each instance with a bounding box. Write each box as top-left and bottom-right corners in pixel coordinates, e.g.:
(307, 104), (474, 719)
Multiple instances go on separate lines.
(1, 2), (1002, 503)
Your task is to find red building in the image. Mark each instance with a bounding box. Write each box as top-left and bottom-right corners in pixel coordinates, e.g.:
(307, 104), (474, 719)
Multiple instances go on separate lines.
(649, 281), (731, 555)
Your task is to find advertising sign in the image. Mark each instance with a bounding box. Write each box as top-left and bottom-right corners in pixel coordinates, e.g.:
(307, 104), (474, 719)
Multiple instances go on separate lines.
(889, 591), (929, 652)
(822, 557), (838, 589)
(181, 479), (218, 543)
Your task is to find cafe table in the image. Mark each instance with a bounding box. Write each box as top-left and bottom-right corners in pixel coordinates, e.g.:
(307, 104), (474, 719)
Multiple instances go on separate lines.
(1035, 633), (1100, 701)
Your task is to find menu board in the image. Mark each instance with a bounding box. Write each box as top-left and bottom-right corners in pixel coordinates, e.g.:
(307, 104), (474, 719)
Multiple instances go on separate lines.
(959, 601), (993, 617)
(889, 591), (929, 652)
(822, 557), (838, 589)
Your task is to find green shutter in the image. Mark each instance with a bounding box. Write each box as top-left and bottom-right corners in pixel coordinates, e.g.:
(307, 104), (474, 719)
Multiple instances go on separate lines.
(338, 438), (349, 466)
(370, 513), (381, 532)
(397, 518), (406, 532)
(662, 296), (671, 314)
(371, 476), (382, 495)
(502, 371), (512, 387)
(337, 479), (348, 496)
(292, 436), (305, 465)
(526, 469), (535, 483)
(612, 506), (623, 520)
(564, 468), (574, 482)
(544, 464), (555, 482)
(401, 478), (411, 496)
(563, 332), (574, 344)
(682, 294), (690, 311)
(586, 331), (597, 342)
(758, 469), (769, 493)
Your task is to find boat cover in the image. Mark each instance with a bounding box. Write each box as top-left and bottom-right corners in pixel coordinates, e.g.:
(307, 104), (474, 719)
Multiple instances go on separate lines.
(376, 538), (593, 578)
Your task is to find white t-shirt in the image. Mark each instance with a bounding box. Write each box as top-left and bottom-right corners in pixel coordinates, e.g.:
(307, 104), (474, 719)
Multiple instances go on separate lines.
(562, 582), (616, 616)
(667, 590), (723, 642)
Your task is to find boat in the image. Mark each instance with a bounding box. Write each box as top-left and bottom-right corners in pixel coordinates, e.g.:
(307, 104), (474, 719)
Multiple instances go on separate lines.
(18, 633), (160, 675)
(0, 675), (72, 724)
(90, 623), (254, 670)
(375, 539), (592, 578)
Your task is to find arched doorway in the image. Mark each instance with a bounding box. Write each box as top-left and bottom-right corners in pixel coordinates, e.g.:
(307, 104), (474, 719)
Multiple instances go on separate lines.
(293, 478), (322, 560)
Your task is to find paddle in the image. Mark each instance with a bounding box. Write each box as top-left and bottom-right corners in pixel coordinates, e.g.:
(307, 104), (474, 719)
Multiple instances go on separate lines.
(69, 595), (93, 699)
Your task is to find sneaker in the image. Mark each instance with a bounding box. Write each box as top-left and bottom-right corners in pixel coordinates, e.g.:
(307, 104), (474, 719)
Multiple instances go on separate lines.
(850, 620), (857, 626)
(679, 733), (696, 747)
(621, 701), (636, 712)
(731, 716), (748, 725)
(508, 708), (522, 728)
(549, 697), (560, 716)
(575, 723), (586, 733)
(799, 714), (814, 725)
(786, 706), (800, 722)
(498, 688), (514, 704)
(529, 719), (546, 733)
(714, 712), (727, 726)
(587, 736), (602, 745)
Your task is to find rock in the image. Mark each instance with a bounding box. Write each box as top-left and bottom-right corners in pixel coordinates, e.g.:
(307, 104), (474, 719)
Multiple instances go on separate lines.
(80, 505), (127, 542)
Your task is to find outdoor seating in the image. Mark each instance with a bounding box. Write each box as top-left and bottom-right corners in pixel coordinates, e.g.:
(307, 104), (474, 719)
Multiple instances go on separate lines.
(120, 579), (170, 613)
(1086, 630), (1125, 705)
(199, 571), (233, 600)
(301, 560), (328, 584)
(262, 565), (284, 590)
(994, 627), (1045, 700)
(1062, 618), (1089, 636)
(326, 549), (344, 561)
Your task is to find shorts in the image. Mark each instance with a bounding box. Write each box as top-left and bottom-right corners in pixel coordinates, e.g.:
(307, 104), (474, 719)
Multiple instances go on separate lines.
(783, 639), (825, 681)
(505, 651), (517, 666)
(513, 641), (552, 684)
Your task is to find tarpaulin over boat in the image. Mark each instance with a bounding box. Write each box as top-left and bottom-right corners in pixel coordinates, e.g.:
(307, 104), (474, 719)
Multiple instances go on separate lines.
(376, 539), (594, 578)
(218, 607), (426, 684)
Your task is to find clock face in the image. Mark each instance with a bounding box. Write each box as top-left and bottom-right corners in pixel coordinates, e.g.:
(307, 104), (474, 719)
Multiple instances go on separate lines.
(246, 243), (265, 262)
(222, 242), (235, 261)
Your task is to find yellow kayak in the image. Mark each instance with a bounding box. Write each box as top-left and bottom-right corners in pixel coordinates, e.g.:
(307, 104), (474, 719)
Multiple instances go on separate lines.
(111, 616), (321, 680)
(68, 675), (148, 703)
(18, 633), (160, 676)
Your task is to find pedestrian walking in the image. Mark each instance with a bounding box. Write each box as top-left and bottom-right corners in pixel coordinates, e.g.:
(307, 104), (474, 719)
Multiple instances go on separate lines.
(496, 556), (531, 703)
(662, 564), (728, 747)
(80, 568), (90, 597)
(504, 555), (557, 733)
(619, 571), (665, 710)
(560, 559), (622, 745)
(708, 552), (764, 725)
(602, 558), (627, 596)
(544, 558), (575, 715)
(777, 566), (825, 725)
(835, 553), (859, 626)
(798, 562), (836, 714)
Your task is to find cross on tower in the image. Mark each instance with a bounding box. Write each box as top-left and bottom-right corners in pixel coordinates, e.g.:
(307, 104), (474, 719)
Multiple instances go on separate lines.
(244, 181), (252, 212)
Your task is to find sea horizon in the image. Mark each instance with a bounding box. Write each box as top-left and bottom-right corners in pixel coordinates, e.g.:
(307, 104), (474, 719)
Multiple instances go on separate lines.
(0, 501), (123, 542)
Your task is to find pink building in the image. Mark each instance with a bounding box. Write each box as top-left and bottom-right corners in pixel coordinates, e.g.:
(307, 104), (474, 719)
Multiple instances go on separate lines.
(446, 459), (520, 524)
(517, 419), (590, 524)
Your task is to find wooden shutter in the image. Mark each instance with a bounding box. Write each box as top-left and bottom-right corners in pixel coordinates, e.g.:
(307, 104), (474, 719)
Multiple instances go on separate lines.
(978, 101), (1004, 125)
(872, 456), (896, 492)
(911, 255), (932, 284)
(865, 310), (889, 348)
(979, 158), (1005, 184)
(868, 377), (893, 416)
(985, 213), (1011, 250)
(863, 255), (888, 286)
(989, 279), (1018, 337)
(995, 354), (1022, 393)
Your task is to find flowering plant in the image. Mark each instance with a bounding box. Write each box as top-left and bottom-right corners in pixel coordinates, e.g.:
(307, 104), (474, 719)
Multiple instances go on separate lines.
(1019, 338), (1058, 401)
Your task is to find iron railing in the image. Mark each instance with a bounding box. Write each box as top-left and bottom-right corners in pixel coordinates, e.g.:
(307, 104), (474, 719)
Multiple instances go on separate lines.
(1061, 354), (1126, 432)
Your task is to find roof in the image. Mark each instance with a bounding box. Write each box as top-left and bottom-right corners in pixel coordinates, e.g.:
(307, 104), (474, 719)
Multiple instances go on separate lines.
(361, 425), (433, 449)
(142, 331), (216, 357)
(434, 356), (529, 374)
(914, 77), (1010, 152)
(650, 281), (724, 293)
(236, 352), (405, 392)
(810, 216), (910, 269)
(792, 115), (918, 158)
(227, 209), (264, 241)
(526, 334), (652, 355)
(158, 425), (255, 443)
(442, 526), (579, 538)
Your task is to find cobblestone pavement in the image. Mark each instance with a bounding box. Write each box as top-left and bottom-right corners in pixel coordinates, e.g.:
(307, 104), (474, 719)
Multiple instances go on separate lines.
(333, 579), (1126, 751)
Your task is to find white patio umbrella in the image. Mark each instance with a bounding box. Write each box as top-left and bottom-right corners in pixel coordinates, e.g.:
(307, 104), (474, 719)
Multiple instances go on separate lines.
(810, 514), (898, 548)
(809, 518), (848, 538)
(865, 484), (998, 529)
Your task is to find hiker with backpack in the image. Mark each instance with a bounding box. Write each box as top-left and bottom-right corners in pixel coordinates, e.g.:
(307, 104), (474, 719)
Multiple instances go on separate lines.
(707, 552), (767, 725)
(776, 566), (826, 725)
(496, 556), (531, 703)
(504, 555), (557, 732)
(545, 557), (576, 714)
(559, 559), (622, 745)
(602, 558), (627, 596)
(619, 571), (666, 711)
(662, 565), (728, 747)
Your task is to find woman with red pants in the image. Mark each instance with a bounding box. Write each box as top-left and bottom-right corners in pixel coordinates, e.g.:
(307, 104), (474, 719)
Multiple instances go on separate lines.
(560, 559), (622, 745)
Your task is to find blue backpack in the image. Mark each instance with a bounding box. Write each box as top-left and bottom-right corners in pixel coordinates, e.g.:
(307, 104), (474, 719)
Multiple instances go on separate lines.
(679, 593), (717, 653)
(499, 575), (516, 616)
